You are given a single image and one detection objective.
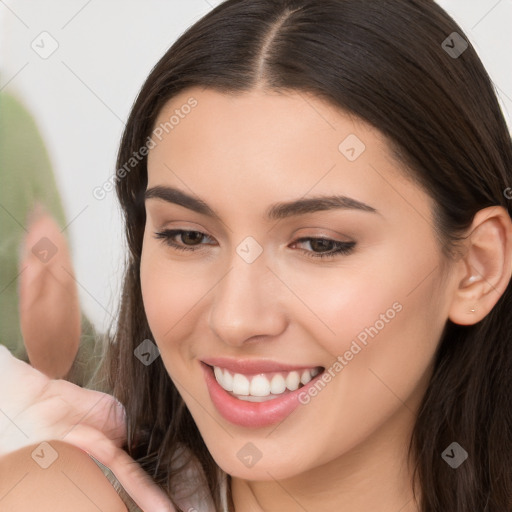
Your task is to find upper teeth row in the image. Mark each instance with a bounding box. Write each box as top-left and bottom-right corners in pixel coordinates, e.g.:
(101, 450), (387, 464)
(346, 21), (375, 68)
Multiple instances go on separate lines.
(213, 366), (321, 397)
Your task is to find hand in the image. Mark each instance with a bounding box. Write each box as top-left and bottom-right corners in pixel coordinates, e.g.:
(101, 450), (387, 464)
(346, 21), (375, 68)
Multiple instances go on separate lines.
(0, 346), (176, 511)
(18, 204), (81, 378)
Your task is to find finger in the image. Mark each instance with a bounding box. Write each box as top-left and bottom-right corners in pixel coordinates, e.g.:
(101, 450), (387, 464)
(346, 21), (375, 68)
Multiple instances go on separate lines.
(0, 351), (125, 444)
(0, 345), (50, 407)
(19, 207), (81, 378)
(106, 449), (177, 512)
(46, 379), (127, 444)
(64, 427), (176, 512)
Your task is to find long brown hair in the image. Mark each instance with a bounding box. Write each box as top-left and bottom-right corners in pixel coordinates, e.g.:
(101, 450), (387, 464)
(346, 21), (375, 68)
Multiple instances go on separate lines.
(100, 1), (512, 510)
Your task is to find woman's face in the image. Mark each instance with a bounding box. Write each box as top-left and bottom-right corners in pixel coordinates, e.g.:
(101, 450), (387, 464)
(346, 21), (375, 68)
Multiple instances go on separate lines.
(140, 87), (458, 480)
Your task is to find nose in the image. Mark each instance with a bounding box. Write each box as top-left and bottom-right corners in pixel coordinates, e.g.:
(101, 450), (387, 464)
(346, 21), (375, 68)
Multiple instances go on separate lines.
(208, 251), (287, 347)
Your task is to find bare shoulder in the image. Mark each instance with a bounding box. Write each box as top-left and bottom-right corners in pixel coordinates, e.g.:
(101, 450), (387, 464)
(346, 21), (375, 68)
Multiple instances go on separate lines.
(0, 440), (128, 512)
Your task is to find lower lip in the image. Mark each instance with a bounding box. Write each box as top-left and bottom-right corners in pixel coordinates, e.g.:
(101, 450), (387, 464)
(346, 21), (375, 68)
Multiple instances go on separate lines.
(201, 363), (321, 428)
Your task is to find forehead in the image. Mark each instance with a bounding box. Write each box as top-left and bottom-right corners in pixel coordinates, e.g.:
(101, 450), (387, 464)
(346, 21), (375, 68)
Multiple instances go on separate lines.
(146, 87), (433, 226)
(149, 87), (383, 181)
(150, 86), (380, 157)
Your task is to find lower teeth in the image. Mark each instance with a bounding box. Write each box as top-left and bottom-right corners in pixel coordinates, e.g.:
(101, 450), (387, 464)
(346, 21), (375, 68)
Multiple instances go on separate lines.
(236, 395), (281, 402)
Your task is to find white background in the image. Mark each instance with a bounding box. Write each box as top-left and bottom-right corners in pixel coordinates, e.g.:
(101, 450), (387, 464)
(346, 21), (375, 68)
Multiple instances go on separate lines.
(0, 0), (511, 332)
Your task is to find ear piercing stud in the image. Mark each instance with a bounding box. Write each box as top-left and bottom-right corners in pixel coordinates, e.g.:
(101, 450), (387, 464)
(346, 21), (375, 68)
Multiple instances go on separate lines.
(469, 305), (477, 314)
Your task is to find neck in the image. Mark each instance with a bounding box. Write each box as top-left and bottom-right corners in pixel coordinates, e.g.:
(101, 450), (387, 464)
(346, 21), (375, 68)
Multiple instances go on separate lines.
(230, 401), (422, 512)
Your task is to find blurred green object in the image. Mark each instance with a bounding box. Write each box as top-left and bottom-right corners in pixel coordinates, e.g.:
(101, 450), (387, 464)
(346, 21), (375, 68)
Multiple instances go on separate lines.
(0, 90), (101, 387)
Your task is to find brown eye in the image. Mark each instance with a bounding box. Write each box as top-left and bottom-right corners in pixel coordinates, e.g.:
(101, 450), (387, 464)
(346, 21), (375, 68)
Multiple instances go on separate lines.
(181, 231), (205, 245)
(292, 237), (356, 259)
(154, 229), (214, 252)
(309, 238), (335, 252)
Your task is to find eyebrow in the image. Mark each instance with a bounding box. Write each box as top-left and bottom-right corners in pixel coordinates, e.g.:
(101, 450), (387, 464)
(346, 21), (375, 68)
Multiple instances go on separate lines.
(144, 185), (378, 220)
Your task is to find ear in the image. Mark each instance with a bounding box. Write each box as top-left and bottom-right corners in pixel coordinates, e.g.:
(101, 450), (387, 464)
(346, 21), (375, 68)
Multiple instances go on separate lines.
(448, 205), (512, 325)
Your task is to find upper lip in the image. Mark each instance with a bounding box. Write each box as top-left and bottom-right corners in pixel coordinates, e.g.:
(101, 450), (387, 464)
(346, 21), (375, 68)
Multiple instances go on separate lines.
(202, 357), (323, 374)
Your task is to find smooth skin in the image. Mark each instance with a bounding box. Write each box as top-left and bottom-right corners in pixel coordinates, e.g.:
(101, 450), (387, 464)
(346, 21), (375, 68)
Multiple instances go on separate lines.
(0, 441), (128, 512)
(141, 86), (512, 512)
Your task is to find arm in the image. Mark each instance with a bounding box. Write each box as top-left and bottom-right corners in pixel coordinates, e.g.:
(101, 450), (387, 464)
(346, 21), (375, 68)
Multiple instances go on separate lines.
(0, 441), (129, 512)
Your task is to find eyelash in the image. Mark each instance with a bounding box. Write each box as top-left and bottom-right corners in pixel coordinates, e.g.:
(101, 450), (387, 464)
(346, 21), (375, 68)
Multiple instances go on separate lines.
(154, 229), (356, 259)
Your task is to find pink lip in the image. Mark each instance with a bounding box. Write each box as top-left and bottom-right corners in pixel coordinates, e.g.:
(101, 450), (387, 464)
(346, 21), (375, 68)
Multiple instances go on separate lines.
(202, 357), (320, 375)
(201, 362), (324, 429)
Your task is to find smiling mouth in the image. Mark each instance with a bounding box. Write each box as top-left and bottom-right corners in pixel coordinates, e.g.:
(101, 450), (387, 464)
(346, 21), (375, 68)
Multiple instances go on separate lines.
(210, 365), (324, 402)
(201, 361), (327, 427)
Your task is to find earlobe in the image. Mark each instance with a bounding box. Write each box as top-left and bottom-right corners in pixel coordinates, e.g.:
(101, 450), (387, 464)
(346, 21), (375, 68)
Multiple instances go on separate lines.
(448, 206), (512, 326)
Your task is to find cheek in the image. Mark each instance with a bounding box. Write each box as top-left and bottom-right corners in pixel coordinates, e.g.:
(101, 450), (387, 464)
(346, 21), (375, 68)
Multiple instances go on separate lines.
(282, 243), (446, 421)
(140, 240), (213, 362)
(317, 248), (446, 415)
(274, 245), (439, 356)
